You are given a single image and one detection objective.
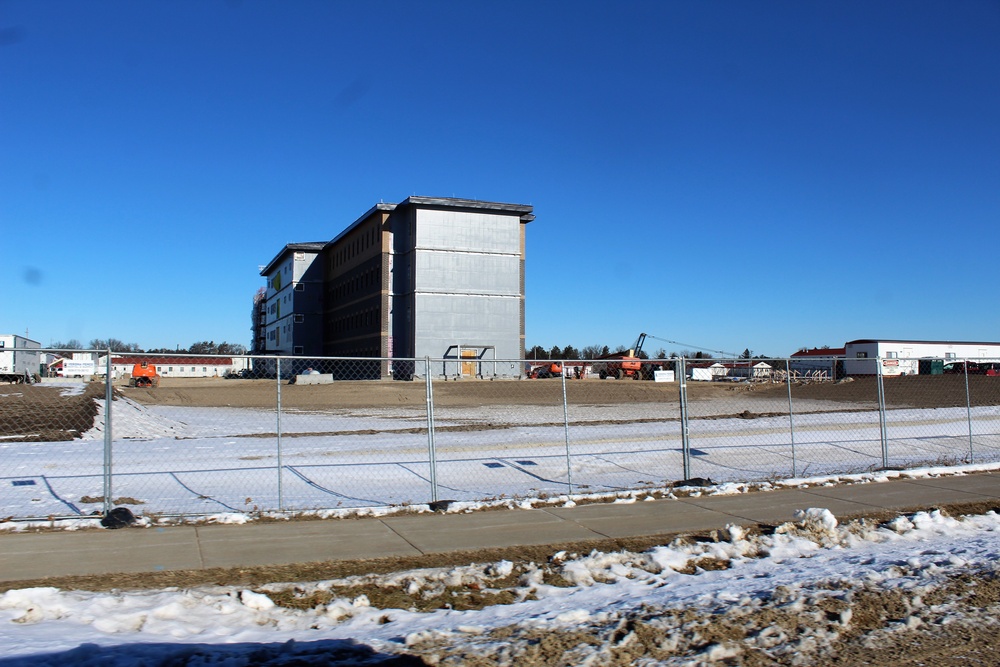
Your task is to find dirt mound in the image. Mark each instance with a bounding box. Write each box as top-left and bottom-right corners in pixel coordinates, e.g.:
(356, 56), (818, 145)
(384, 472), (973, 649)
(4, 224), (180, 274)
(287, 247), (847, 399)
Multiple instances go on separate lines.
(0, 383), (104, 442)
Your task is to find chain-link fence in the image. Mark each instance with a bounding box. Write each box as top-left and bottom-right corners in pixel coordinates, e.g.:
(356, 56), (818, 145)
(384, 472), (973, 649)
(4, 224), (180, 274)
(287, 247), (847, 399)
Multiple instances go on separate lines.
(2, 350), (999, 520)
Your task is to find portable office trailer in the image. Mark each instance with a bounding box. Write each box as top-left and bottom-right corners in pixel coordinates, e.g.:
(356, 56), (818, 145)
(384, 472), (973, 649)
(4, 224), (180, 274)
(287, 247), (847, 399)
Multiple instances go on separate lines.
(843, 339), (1000, 376)
(0, 335), (41, 383)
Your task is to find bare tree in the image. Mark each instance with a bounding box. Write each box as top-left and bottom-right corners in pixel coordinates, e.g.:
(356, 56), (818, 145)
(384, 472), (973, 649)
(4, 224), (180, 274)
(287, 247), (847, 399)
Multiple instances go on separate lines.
(89, 338), (142, 352)
(188, 341), (216, 354)
(186, 341), (248, 355)
(49, 339), (83, 350)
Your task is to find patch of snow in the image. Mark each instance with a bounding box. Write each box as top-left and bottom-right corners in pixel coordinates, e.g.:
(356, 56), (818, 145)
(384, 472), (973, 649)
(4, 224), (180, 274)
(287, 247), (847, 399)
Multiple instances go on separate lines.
(0, 508), (998, 664)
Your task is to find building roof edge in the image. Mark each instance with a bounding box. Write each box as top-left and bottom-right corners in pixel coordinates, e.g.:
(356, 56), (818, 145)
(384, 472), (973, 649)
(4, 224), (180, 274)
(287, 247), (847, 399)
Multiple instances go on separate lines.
(259, 242), (326, 276)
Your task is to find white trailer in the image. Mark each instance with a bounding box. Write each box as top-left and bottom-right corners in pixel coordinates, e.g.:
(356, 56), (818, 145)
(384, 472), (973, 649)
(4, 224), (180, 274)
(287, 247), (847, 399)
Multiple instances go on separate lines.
(0, 335), (41, 383)
(843, 339), (1000, 376)
(56, 353), (98, 378)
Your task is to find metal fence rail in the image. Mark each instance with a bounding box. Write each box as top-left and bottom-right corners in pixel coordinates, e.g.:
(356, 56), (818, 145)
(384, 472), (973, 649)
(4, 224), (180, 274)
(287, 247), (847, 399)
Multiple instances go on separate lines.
(2, 350), (999, 520)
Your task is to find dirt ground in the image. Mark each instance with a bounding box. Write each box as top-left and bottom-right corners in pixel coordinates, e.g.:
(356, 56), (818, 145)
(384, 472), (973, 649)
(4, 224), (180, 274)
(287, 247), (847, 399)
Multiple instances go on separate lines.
(0, 381), (103, 441)
(115, 373), (1000, 410)
(4, 373), (997, 442)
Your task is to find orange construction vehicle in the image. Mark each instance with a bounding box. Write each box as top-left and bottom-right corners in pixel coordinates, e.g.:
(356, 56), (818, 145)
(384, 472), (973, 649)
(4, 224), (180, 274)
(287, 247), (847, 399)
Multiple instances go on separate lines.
(595, 333), (649, 380)
(528, 362), (563, 379)
(129, 361), (160, 388)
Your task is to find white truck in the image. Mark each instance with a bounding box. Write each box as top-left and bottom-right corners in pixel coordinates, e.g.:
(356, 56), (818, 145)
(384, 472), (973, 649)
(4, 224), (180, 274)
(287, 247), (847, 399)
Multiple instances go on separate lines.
(0, 335), (41, 383)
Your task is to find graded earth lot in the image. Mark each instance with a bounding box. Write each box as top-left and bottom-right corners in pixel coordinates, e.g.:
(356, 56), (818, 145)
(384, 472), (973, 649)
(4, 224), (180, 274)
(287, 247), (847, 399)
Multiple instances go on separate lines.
(119, 374), (1000, 410)
(4, 374), (999, 443)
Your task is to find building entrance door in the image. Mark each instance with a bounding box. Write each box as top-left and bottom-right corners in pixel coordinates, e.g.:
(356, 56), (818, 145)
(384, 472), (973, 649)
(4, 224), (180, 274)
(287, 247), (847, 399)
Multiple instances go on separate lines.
(461, 350), (477, 377)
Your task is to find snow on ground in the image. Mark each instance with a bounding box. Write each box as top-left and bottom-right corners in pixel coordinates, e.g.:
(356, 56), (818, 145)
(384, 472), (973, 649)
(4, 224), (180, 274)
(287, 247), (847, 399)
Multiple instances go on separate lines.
(3, 392), (1000, 520)
(2, 459), (999, 533)
(1, 506), (999, 665)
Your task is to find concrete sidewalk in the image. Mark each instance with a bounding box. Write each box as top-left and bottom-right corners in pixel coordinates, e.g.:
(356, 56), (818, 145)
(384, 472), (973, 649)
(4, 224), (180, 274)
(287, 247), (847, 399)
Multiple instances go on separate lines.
(2, 473), (998, 583)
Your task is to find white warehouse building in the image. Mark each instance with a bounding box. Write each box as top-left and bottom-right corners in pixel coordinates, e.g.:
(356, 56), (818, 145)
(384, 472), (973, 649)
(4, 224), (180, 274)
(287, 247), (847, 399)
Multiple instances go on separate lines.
(0, 334), (41, 383)
(842, 339), (1000, 376)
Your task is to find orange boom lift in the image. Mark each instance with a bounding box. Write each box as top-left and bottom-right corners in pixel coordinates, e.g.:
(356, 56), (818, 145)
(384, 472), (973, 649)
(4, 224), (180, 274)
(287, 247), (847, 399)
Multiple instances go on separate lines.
(129, 361), (160, 388)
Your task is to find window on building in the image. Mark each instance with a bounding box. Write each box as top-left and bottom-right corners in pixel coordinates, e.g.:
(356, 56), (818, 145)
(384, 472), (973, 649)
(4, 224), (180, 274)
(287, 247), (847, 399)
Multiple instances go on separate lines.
(294, 314), (304, 323)
(294, 346), (303, 354)
(946, 352), (957, 359)
(856, 352), (867, 358)
(295, 283), (304, 292)
(886, 351), (898, 359)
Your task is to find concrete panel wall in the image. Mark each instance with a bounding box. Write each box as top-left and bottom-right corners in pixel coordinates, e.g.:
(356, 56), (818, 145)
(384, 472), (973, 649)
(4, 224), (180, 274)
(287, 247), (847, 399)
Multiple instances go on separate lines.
(405, 207), (525, 375)
(416, 209), (520, 254)
(415, 252), (520, 295)
(413, 293), (522, 374)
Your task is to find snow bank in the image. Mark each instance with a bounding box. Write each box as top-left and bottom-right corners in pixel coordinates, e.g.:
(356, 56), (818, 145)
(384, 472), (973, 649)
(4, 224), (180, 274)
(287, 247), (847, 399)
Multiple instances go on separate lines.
(1, 507), (998, 665)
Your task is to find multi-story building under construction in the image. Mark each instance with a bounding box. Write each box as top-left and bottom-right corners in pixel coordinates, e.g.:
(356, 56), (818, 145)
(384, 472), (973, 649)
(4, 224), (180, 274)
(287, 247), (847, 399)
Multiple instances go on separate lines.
(256, 196), (534, 378)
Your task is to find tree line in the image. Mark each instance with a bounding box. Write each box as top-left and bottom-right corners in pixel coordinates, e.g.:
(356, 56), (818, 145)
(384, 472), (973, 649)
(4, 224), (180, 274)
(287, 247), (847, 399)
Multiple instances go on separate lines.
(527, 345), (766, 361)
(46, 339), (248, 355)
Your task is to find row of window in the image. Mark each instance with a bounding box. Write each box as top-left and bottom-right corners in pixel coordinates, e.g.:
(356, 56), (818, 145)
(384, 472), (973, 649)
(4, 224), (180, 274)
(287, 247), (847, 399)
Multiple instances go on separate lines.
(856, 351), (961, 359)
(326, 345), (381, 357)
(266, 316), (306, 342)
(329, 223), (380, 270)
(269, 256), (310, 291)
(116, 366), (213, 373)
(328, 264), (381, 302)
(327, 307), (380, 334)
(266, 285), (308, 320)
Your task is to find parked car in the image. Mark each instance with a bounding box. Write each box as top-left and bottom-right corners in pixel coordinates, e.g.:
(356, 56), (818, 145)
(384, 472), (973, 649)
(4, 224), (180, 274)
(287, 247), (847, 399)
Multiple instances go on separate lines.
(943, 361), (986, 375)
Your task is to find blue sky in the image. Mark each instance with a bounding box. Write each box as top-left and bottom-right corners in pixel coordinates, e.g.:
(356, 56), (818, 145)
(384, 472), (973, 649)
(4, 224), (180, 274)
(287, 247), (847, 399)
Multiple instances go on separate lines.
(2, 1), (998, 357)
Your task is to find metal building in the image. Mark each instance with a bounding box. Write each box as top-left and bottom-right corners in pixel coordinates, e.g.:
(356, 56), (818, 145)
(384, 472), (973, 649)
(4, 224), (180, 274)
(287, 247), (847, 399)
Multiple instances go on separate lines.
(259, 197), (534, 378)
(842, 339), (1000, 376)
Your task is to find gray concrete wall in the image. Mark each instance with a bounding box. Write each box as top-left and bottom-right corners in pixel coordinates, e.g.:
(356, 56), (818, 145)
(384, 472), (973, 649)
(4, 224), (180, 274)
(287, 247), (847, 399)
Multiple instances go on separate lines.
(410, 208), (523, 376)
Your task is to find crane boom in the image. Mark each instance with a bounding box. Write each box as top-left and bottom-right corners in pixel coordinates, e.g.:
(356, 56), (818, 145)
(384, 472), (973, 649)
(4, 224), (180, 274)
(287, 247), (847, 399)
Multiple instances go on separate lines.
(641, 334), (736, 358)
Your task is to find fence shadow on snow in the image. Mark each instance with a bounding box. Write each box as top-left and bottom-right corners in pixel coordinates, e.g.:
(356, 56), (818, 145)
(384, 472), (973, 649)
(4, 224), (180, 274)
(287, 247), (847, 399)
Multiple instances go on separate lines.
(2, 352), (999, 520)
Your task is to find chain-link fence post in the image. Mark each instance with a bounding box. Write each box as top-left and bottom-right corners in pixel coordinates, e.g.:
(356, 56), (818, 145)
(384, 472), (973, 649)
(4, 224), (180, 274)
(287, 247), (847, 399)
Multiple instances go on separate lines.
(102, 349), (113, 515)
(677, 357), (691, 480)
(876, 357), (889, 469)
(963, 361), (974, 462)
(785, 359), (797, 478)
(424, 357), (439, 503)
(560, 367), (573, 495)
(276, 357), (284, 512)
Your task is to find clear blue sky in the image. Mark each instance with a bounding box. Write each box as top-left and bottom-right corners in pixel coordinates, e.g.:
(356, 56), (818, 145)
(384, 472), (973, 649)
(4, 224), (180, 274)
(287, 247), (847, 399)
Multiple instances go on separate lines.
(3, 1), (998, 357)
